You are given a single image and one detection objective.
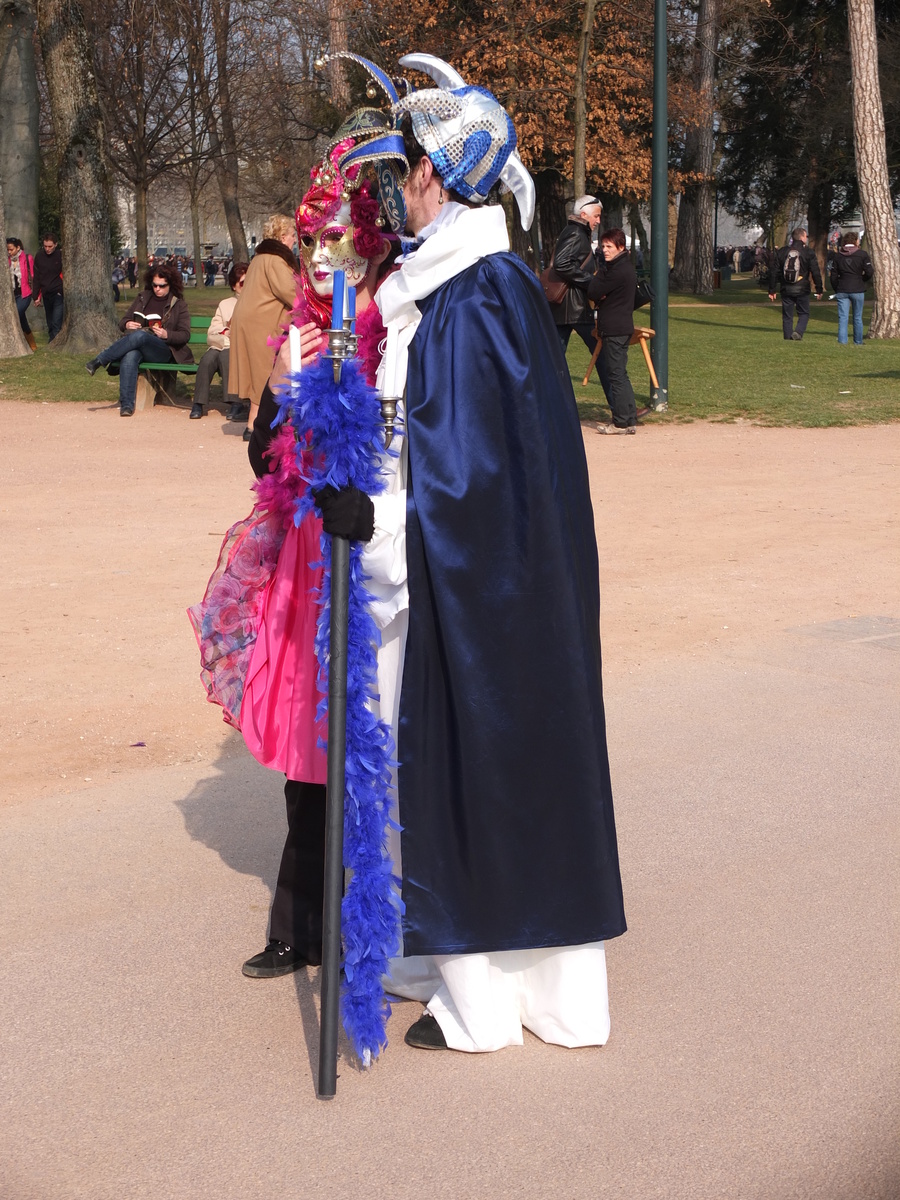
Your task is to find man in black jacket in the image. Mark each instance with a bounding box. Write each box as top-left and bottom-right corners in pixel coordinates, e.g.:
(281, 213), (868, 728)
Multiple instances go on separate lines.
(32, 234), (64, 342)
(769, 227), (823, 341)
(549, 196), (605, 378)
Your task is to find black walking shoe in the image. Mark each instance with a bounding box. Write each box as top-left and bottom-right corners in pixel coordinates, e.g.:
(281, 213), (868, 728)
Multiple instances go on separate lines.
(189, 403), (203, 419)
(120, 404), (134, 417)
(404, 1011), (448, 1050)
(242, 941), (309, 978)
(85, 358), (102, 376)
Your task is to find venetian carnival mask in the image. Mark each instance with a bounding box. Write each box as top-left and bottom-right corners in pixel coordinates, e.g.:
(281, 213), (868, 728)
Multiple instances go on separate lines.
(299, 200), (369, 297)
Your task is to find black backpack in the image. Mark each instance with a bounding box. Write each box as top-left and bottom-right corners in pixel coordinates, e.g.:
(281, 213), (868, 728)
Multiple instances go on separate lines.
(783, 247), (806, 287)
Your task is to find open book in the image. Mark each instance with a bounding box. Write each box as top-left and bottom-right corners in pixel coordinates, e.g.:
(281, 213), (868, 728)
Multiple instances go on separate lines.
(132, 312), (163, 328)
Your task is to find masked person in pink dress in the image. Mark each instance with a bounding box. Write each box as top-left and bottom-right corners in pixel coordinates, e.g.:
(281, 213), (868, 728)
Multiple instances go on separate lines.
(190, 115), (405, 979)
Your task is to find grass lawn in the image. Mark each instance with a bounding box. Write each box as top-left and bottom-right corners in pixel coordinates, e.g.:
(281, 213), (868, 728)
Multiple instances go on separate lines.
(2, 277), (898, 428)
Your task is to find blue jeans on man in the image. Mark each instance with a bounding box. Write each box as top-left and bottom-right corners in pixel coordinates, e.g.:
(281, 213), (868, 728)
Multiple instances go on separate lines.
(836, 292), (865, 345)
(95, 329), (174, 412)
(42, 292), (65, 341)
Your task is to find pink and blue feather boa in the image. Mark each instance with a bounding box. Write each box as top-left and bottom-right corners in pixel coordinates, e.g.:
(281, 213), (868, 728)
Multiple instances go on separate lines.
(275, 355), (400, 1066)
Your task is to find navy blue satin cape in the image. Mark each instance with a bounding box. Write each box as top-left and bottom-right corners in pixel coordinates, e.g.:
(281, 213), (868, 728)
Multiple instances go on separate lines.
(398, 251), (626, 957)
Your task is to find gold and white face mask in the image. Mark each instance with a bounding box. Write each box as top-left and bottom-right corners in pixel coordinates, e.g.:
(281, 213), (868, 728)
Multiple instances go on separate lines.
(299, 200), (368, 297)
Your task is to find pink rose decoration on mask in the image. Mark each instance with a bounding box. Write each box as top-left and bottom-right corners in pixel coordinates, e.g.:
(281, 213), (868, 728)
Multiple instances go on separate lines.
(350, 182), (385, 261)
(353, 226), (385, 260)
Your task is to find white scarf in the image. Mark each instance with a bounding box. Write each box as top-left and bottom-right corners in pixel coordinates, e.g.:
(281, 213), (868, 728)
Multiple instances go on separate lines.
(375, 203), (510, 400)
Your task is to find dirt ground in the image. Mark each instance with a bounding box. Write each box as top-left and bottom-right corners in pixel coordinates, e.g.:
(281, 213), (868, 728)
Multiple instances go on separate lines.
(2, 397), (897, 809)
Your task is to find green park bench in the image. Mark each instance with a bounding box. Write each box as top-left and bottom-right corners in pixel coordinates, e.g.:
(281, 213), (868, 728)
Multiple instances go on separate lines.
(134, 316), (212, 412)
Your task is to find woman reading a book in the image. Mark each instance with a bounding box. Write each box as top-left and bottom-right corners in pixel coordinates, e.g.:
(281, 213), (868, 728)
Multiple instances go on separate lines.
(85, 263), (192, 416)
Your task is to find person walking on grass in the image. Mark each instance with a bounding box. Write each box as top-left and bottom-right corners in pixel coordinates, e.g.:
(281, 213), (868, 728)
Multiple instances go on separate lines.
(830, 232), (873, 346)
(32, 234), (64, 342)
(769, 227), (823, 341)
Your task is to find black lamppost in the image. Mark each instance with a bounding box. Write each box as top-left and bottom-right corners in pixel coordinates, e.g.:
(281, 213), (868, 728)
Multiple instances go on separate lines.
(650, 0), (669, 411)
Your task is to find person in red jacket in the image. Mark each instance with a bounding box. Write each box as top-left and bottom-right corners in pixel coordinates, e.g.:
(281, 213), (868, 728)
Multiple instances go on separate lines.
(7, 237), (36, 350)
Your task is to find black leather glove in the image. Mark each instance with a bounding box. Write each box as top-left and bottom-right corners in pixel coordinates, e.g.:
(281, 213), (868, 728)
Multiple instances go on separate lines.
(312, 485), (375, 542)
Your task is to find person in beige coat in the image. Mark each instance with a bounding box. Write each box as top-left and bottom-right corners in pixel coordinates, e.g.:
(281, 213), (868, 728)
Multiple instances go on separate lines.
(228, 214), (299, 439)
(189, 261), (248, 419)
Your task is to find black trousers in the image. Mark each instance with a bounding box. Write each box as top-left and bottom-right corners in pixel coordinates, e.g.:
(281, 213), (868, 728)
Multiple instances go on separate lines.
(598, 334), (637, 427)
(556, 321), (611, 396)
(781, 292), (811, 339)
(268, 779), (326, 962)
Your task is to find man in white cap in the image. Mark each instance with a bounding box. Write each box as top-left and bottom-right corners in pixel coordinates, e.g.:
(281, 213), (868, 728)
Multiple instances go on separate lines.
(547, 195), (605, 374)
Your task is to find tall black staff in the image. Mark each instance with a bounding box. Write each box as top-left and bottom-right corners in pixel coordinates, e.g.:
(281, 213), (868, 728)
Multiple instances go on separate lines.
(318, 270), (356, 1100)
(318, 532), (349, 1099)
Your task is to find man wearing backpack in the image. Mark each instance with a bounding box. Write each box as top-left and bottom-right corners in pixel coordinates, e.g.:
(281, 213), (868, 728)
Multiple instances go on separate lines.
(769, 227), (823, 341)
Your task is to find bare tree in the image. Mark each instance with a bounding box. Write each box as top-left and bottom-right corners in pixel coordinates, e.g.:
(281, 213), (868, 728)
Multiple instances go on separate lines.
(847, 0), (900, 338)
(0, 0), (40, 253)
(91, 0), (188, 270)
(36, 0), (117, 350)
(207, 0), (248, 261)
(572, 0), (599, 197)
(0, 177), (32, 357)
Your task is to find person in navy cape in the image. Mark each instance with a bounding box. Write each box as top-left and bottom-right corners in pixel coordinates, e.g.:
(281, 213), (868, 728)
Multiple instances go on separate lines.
(344, 56), (626, 1054)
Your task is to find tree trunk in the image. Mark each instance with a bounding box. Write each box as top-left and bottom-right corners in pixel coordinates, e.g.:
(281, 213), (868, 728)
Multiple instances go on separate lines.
(0, 177), (32, 357)
(847, 0), (900, 338)
(806, 179), (833, 280)
(210, 0), (248, 262)
(328, 0), (349, 107)
(36, 0), (117, 351)
(671, 0), (718, 294)
(536, 170), (568, 264)
(191, 188), (202, 284)
(135, 176), (149, 272)
(602, 197), (624, 232)
(572, 0), (599, 198)
(629, 202), (649, 265)
(0, 0), (40, 253)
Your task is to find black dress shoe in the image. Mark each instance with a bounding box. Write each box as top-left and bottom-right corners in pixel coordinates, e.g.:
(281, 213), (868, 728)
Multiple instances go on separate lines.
(242, 426), (252, 442)
(229, 403), (250, 422)
(189, 403), (203, 419)
(404, 1012), (448, 1050)
(242, 941), (308, 978)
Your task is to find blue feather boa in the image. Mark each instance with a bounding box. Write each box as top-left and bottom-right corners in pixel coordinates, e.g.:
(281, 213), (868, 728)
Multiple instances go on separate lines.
(277, 355), (400, 1066)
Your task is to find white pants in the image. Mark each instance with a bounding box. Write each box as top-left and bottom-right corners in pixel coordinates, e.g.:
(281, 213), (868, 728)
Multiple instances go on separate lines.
(386, 942), (610, 1053)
